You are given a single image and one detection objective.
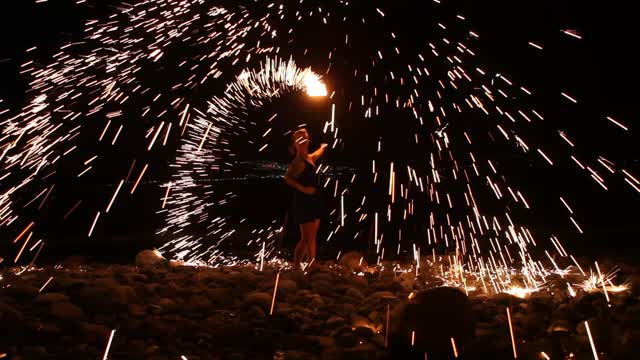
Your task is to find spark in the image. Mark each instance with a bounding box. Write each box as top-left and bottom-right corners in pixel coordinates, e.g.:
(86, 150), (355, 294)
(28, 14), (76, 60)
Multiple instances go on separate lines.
(584, 321), (599, 360)
(88, 211), (101, 237)
(106, 180), (124, 213)
(561, 29), (583, 39)
(102, 329), (116, 360)
(605, 116), (629, 131)
(130, 164), (148, 194)
(507, 307), (518, 358)
(451, 337), (459, 358)
(270, 271), (280, 315)
(39, 276), (54, 292)
(561, 92), (578, 103)
(528, 42), (543, 50)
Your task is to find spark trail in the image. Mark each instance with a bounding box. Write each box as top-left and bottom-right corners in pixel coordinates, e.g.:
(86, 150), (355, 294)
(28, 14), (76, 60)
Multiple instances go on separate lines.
(0, 0), (635, 302)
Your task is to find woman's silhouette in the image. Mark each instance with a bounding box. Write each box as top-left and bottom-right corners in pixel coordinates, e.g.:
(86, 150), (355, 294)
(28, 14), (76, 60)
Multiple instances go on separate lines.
(284, 128), (327, 270)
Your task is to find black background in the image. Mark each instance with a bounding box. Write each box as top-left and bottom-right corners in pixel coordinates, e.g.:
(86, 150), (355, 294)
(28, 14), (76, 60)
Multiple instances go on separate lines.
(0, 0), (638, 263)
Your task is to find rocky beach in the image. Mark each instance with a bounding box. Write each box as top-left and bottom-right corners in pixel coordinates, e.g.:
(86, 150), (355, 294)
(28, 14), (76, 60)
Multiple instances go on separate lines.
(0, 252), (639, 360)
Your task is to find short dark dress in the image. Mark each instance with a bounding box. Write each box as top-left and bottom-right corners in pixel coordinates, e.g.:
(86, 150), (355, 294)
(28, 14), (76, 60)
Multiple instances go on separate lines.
(291, 159), (325, 224)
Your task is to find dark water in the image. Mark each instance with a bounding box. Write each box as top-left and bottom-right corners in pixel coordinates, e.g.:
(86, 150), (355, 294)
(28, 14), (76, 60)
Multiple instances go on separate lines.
(11, 173), (638, 267)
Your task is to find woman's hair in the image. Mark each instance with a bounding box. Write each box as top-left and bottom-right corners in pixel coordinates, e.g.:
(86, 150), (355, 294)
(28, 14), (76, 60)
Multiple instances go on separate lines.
(289, 128), (307, 158)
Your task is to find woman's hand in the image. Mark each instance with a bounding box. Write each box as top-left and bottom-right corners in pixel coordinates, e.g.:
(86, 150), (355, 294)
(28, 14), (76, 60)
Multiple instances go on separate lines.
(302, 186), (316, 195)
(310, 143), (329, 162)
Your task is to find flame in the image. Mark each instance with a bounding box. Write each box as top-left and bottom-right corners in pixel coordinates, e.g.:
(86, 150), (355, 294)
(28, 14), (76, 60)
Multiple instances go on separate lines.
(302, 74), (327, 97)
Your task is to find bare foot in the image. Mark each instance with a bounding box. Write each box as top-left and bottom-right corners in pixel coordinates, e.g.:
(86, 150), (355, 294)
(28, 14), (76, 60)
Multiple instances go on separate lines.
(292, 262), (302, 271)
(306, 261), (321, 272)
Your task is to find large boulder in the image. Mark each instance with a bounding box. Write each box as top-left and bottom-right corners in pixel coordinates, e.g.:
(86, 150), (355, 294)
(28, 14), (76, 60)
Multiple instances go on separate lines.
(390, 287), (475, 357)
(135, 249), (168, 267)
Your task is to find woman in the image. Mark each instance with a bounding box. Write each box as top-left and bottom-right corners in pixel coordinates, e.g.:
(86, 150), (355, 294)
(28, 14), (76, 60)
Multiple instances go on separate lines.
(284, 128), (327, 270)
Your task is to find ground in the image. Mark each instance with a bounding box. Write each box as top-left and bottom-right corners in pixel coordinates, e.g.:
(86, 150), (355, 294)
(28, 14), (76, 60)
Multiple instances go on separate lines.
(0, 254), (639, 359)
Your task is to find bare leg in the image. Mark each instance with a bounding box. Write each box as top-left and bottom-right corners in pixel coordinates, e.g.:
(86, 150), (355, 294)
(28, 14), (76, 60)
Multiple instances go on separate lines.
(297, 221), (319, 269)
(293, 224), (309, 270)
(308, 219), (320, 262)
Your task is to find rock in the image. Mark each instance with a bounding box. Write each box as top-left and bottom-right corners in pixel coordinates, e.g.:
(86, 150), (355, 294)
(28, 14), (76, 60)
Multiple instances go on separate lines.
(1, 284), (39, 298)
(126, 340), (147, 354)
(228, 271), (258, 286)
(0, 302), (23, 323)
(277, 279), (298, 292)
(50, 302), (84, 321)
(69, 343), (90, 356)
(26, 321), (61, 339)
(74, 284), (135, 311)
(155, 298), (178, 313)
(612, 328), (640, 356)
(341, 303), (357, 317)
(23, 346), (48, 358)
(193, 269), (222, 283)
(311, 273), (334, 284)
(548, 319), (573, 334)
(169, 260), (185, 267)
(475, 321), (495, 336)
(350, 314), (373, 329)
(204, 288), (231, 305)
(354, 326), (374, 338)
(310, 280), (333, 296)
(34, 293), (70, 304)
(128, 304), (146, 317)
(244, 292), (273, 311)
(369, 291), (396, 300)
(52, 276), (88, 291)
(346, 287), (365, 299)
(60, 256), (87, 266)
(520, 312), (546, 335)
(118, 271), (149, 284)
(326, 316), (345, 328)
(344, 343), (377, 360)
(80, 323), (111, 344)
(382, 280), (405, 293)
(336, 331), (358, 347)
(630, 273), (640, 297)
(319, 347), (341, 360)
(395, 272), (415, 291)
(391, 287), (474, 355)
(247, 305), (266, 319)
(135, 249), (167, 267)
(186, 295), (212, 312)
(576, 318), (610, 344)
(284, 350), (314, 360)
(281, 271), (307, 289)
(346, 274), (369, 290)
(145, 345), (160, 354)
(307, 336), (336, 348)
(309, 295), (325, 309)
(339, 251), (367, 270)
(492, 292), (525, 306)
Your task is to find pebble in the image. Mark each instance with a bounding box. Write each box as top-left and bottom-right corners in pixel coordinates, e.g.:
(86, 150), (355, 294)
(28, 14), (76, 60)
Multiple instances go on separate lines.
(135, 250), (167, 267)
(50, 302), (84, 321)
(345, 287), (365, 299)
(0, 302), (24, 323)
(244, 291), (273, 311)
(326, 316), (345, 328)
(34, 292), (70, 304)
(338, 251), (367, 270)
(0, 259), (638, 359)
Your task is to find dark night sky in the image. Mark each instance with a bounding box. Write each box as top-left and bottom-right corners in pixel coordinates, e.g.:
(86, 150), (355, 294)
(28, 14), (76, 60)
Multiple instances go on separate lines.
(0, 0), (638, 261)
